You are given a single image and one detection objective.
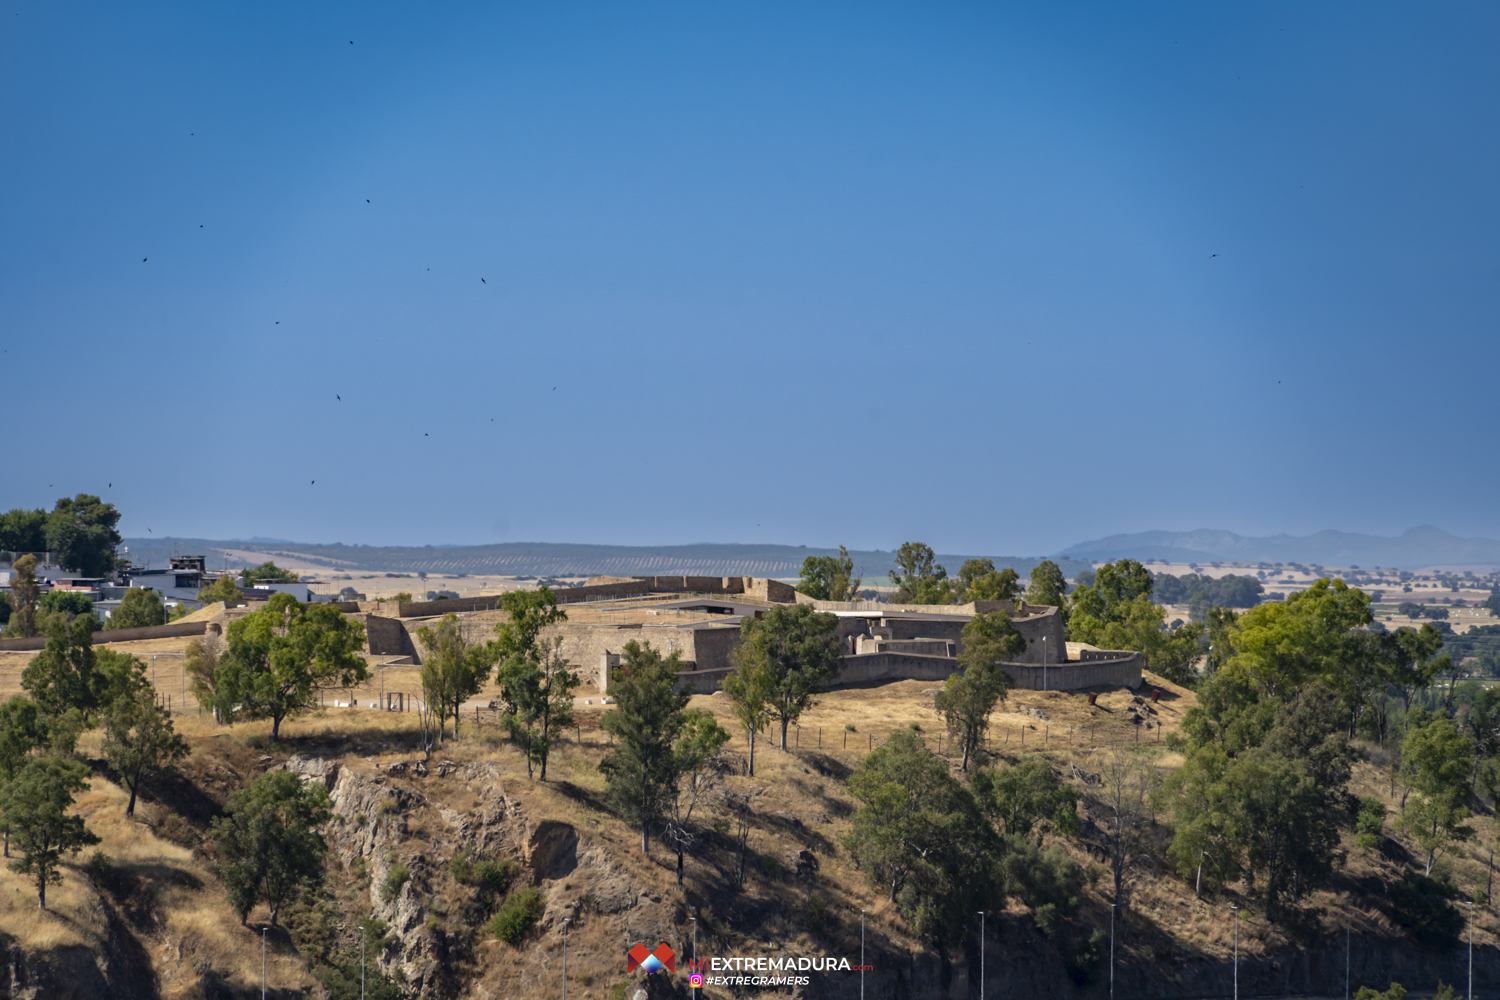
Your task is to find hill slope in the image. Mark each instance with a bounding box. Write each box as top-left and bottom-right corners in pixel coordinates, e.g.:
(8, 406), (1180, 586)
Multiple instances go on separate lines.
(1058, 525), (1500, 569)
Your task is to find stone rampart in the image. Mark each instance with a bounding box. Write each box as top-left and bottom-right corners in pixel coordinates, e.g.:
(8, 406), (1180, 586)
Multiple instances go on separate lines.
(0, 620), (209, 652)
(1004, 652), (1142, 690)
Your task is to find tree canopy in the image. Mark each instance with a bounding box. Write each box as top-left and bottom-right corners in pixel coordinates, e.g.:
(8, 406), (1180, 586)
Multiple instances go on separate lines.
(795, 546), (862, 601)
(599, 640), (692, 853)
(1152, 572), (1265, 610)
(238, 561), (301, 586)
(211, 593), (368, 740)
(889, 542), (954, 604)
(108, 587), (167, 629)
(735, 604), (842, 749)
(198, 575), (243, 605)
(0, 756), (98, 909)
(1025, 560), (1069, 610)
(415, 613), (498, 741)
(210, 770), (332, 925)
(41, 495), (121, 577)
(0, 509), (48, 553)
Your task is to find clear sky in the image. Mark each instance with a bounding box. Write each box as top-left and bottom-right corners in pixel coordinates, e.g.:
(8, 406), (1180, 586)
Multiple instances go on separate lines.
(3, 2), (1497, 554)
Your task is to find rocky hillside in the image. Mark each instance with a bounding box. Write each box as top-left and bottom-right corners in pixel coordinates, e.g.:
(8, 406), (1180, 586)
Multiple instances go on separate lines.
(0, 675), (1497, 1000)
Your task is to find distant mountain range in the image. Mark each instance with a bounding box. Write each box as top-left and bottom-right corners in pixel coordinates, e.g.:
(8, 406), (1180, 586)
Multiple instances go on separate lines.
(1057, 526), (1500, 569)
(120, 539), (1094, 582)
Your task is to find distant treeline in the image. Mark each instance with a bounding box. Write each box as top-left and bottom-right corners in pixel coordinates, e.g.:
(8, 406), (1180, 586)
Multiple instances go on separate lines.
(1150, 571), (1264, 609)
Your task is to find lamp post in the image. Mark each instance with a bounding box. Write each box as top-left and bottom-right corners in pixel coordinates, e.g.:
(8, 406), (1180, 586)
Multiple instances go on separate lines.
(562, 918), (569, 1000)
(1231, 905), (1240, 1000)
(1469, 898), (1474, 1000)
(262, 926), (267, 1000)
(361, 925), (366, 1000)
(1042, 637), (1048, 691)
(690, 916), (697, 1000)
(1345, 898), (1350, 1000)
(977, 911), (985, 1000)
(861, 910), (867, 1000)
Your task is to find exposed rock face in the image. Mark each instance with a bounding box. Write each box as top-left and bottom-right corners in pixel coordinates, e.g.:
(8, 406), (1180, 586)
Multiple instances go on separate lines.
(0, 922), (156, 1000)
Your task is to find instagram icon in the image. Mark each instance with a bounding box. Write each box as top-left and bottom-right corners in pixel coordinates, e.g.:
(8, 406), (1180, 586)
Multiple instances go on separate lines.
(689, 974), (705, 988)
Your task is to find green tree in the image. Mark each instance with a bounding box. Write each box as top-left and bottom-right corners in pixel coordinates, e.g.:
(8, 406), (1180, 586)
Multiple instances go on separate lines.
(1203, 606), (1240, 677)
(844, 729), (992, 940)
(1025, 560), (1069, 610)
(414, 614), (498, 741)
(496, 637), (580, 781)
(4, 555), (41, 638)
(0, 756), (99, 908)
(22, 615), (100, 723)
(973, 757), (1080, 845)
(210, 770), (332, 925)
(198, 575), (243, 605)
(0, 509), (47, 553)
(1398, 712), (1475, 874)
(211, 593), (368, 740)
(795, 546), (862, 601)
(101, 685), (190, 817)
(889, 542), (953, 604)
(1156, 743), (1240, 897)
(491, 587), (568, 661)
(0, 697), (44, 857)
(737, 604), (842, 749)
(957, 559), (1021, 604)
(1386, 624), (1447, 711)
(38, 591), (93, 619)
(238, 561), (301, 586)
(1227, 749), (1342, 919)
(44, 495), (121, 577)
(1072, 595), (1206, 686)
(933, 612), (1024, 770)
(1230, 579), (1372, 697)
(109, 587), (167, 629)
(599, 640), (692, 853)
(184, 637), (225, 721)
(488, 589), (574, 778)
(663, 710), (732, 884)
(723, 649), (774, 777)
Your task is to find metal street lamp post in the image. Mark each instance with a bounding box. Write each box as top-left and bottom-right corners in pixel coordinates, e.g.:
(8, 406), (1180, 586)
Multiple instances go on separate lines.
(861, 910), (867, 1000)
(690, 916), (697, 1000)
(978, 911), (985, 1000)
(562, 918), (569, 1000)
(1231, 905), (1240, 1000)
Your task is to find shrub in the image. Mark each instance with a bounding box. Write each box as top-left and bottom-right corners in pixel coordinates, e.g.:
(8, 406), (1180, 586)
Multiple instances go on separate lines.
(759, 855), (782, 877)
(381, 864), (410, 903)
(845, 724), (856, 733)
(473, 859), (516, 896)
(490, 887), (544, 945)
(1389, 871), (1461, 947)
(1356, 797), (1385, 850)
(1355, 983), (1409, 1000)
(85, 850), (114, 886)
(1065, 929), (1107, 985)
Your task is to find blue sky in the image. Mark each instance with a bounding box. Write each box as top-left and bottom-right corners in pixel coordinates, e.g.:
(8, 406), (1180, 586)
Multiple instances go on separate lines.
(3, 2), (1498, 554)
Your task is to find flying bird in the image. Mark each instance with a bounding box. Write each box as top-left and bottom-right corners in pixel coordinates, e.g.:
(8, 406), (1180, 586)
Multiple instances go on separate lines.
(481, 278), (486, 284)
(1210, 254), (1218, 258)
(366, 199), (370, 203)
(337, 395), (341, 401)
(142, 258), (147, 262)
(312, 481), (315, 484)
(108, 483), (112, 488)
